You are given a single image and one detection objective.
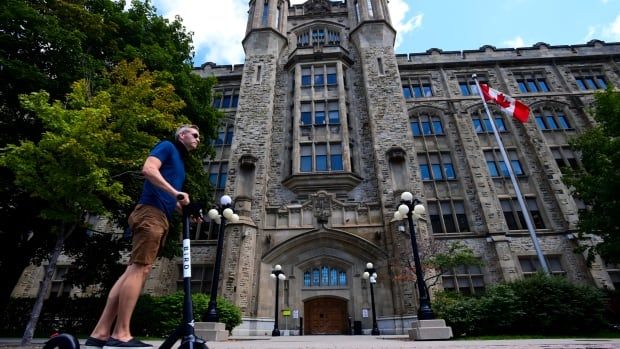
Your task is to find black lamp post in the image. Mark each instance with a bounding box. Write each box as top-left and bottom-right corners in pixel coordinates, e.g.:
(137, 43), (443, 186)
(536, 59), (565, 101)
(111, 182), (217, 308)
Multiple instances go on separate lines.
(362, 262), (380, 335)
(270, 264), (286, 336)
(204, 195), (239, 322)
(394, 191), (435, 320)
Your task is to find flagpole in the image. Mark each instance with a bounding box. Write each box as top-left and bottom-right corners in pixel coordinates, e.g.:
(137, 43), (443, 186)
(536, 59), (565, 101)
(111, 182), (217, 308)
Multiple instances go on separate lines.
(471, 74), (550, 274)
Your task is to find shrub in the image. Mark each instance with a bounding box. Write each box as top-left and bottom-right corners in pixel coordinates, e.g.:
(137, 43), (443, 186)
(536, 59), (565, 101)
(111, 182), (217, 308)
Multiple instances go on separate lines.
(1, 293), (242, 338)
(133, 292), (242, 336)
(432, 274), (606, 337)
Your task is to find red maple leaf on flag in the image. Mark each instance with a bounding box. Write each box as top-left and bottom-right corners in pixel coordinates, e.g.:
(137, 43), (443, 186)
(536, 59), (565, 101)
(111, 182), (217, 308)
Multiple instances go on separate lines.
(495, 93), (511, 109)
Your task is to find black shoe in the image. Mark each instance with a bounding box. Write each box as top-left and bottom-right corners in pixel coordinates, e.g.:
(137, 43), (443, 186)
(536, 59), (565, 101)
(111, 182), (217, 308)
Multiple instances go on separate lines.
(103, 337), (152, 349)
(84, 337), (107, 349)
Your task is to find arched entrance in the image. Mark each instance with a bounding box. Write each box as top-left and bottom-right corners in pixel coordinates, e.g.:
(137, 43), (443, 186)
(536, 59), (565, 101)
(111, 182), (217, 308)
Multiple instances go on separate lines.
(304, 297), (348, 335)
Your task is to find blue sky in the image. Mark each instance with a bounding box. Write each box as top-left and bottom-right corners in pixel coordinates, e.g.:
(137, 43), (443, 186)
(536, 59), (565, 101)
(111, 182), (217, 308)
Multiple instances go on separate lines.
(149, 0), (620, 66)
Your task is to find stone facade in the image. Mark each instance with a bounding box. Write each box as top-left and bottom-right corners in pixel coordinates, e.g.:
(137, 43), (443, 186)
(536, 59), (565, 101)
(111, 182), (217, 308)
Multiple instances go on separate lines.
(12, 0), (620, 336)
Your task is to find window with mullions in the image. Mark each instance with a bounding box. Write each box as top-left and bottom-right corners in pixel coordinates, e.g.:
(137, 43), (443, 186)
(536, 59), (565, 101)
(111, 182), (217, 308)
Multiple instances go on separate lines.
(261, 2), (269, 26)
(472, 113), (507, 133)
(177, 264), (213, 293)
(300, 143), (343, 172)
(49, 266), (72, 298)
(403, 77), (433, 98)
(532, 107), (572, 131)
(484, 149), (524, 177)
(514, 71), (550, 93)
(605, 261), (620, 289)
(573, 68), (607, 90)
(297, 27), (341, 47)
(501, 197), (545, 230)
(207, 162), (228, 190)
(551, 147), (580, 172)
(519, 255), (565, 277)
(303, 266), (347, 287)
(428, 200), (470, 234)
(212, 89), (240, 109)
(214, 126), (234, 146)
(457, 75), (487, 96)
(442, 264), (485, 295)
(410, 114), (444, 137)
(418, 152), (456, 181)
(300, 101), (340, 126)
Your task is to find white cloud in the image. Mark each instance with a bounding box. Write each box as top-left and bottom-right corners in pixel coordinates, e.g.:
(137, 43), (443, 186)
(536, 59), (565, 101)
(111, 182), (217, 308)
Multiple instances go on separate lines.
(153, 0), (248, 65)
(602, 14), (620, 40)
(582, 13), (620, 42)
(387, 0), (423, 49)
(503, 36), (527, 48)
(152, 0), (422, 65)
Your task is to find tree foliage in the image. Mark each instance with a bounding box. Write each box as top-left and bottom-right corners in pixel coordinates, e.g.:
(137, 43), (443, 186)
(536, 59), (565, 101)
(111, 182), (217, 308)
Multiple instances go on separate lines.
(0, 59), (201, 343)
(0, 0), (220, 311)
(563, 87), (620, 264)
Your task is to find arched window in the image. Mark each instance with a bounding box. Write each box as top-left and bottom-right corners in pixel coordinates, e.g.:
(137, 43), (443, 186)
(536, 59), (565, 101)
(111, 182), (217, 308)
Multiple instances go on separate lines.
(303, 265), (348, 287)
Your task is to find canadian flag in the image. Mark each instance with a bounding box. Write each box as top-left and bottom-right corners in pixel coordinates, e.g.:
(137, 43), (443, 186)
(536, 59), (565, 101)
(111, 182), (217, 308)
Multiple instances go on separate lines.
(480, 84), (530, 123)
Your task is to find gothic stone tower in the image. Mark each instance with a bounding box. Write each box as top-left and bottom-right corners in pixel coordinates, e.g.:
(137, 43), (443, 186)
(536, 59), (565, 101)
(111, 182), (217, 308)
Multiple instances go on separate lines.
(205, 0), (425, 335)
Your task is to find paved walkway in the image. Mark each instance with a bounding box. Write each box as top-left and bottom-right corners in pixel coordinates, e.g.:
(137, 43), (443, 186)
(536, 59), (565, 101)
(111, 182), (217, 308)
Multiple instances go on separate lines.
(200, 335), (620, 349)
(2, 336), (620, 349)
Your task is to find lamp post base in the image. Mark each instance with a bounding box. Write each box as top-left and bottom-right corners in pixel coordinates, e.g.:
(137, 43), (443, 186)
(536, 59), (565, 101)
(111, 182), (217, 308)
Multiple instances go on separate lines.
(409, 319), (453, 340)
(272, 328), (281, 336)
(371, 328), (380, 335)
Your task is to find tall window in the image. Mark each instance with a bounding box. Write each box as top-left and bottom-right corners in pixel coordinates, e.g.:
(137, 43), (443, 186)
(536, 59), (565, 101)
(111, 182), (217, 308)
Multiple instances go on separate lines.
(605, 261), (620, 289)
(403, 76), (433, 98)
(418, 152), (456, 181)
(472, 111), (507, 133)
(428, 200), (470, 234)
(178, 264), (213, 293)
(514, 71), (550, 93)
(551, 147), (580, 172)
(519, 255), (565, 277)
(501, 197), (545, 230)
(303, 265), (347, 287)
(410, 114), (444, 137)
(532, 107), (572, 131)
(299, 143), (343, 172)
(297, 26), (341, 47)
(366, 0), (374, 17)
(49, 266), (72, 298)
(442, 264), (485, 295)
(214, 126), (234, 146)
(458, 75), (487, 96)
(261, 2), (269, 26)
(207, 162), (228, 193)
(573, 68), (607, 90)
(484, 149), (524, 177)
(212, 89), (239, 109)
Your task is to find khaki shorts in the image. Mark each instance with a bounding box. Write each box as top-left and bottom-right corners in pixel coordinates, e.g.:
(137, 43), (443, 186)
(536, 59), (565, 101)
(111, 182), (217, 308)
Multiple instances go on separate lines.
(128, 204), (169, 265)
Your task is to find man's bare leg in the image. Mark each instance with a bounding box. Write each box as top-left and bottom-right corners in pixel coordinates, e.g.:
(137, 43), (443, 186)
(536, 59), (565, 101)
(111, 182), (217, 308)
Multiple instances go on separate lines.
(109, 263), (152, 342)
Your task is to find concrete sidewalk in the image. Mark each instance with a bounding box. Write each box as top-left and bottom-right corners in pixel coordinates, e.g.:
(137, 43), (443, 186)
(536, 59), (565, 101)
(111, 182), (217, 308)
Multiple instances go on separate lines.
(4, 336), (620, 349)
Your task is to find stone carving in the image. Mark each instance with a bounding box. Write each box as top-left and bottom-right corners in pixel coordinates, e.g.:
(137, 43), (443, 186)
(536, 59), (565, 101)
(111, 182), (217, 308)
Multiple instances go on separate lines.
(304, 0), (331, 15)
(311, 191), (333, 224)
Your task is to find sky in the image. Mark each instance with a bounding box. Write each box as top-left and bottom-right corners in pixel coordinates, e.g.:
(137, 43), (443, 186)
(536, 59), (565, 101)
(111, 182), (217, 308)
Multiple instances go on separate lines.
(148, 0), (620, 66)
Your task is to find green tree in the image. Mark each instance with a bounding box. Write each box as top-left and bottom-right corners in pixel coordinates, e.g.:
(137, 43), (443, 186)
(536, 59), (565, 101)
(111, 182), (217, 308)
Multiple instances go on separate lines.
(0, 60), (197, 344)
(564, 87), (620, 264)
(0, 0), (220, 309)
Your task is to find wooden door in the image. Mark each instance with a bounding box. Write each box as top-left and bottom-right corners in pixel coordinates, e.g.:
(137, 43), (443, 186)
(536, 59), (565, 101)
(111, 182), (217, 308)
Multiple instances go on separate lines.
(304, 298), (347, 335)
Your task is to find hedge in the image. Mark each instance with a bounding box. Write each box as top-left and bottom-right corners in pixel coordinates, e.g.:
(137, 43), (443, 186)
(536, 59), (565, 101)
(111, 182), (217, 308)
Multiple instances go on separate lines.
(1, 293), (241, 338)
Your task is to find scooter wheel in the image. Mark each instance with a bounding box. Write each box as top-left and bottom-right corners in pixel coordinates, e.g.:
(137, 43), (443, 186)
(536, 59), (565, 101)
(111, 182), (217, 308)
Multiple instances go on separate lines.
(43, 333), (80, 349)
(178, 338), (208, 349)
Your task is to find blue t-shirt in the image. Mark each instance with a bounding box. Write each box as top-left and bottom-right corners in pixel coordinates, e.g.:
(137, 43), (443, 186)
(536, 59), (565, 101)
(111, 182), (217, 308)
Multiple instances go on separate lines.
(138, 140), (186, 218)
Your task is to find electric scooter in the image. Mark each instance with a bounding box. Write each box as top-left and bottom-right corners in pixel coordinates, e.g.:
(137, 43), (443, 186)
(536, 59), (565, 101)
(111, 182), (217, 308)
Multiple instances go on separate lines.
(44, 199), (208, 349)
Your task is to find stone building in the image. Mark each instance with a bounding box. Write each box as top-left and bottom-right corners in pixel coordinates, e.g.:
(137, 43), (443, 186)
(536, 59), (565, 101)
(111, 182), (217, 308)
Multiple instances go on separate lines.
(12, 0), (620, 336)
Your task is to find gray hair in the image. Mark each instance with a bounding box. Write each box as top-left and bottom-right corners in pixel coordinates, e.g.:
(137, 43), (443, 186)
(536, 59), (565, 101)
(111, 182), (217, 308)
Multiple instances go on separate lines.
(175, 124), (200, 140)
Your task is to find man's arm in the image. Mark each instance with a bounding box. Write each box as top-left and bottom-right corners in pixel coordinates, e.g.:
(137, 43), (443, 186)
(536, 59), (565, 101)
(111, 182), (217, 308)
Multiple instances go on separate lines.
(142, 156), (190, 206)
